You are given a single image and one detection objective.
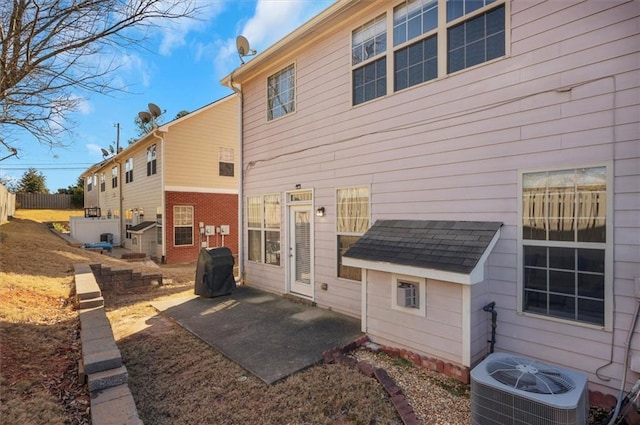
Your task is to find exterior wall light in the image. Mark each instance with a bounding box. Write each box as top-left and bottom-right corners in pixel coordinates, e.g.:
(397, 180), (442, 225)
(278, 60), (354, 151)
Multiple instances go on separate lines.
(316, 207), (325, 217)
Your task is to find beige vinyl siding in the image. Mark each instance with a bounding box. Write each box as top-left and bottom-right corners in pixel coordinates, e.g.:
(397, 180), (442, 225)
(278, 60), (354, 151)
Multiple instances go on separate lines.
(164, 95), (239, 192)
(239, 0), (638, 393)
(365, 271), (464, 365)
(121, 141), (162, 250)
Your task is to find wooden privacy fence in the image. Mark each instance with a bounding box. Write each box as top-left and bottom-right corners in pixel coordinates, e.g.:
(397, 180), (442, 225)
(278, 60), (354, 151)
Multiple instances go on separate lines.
(16, 193), (72, 209)
(0, 184), (16, 223)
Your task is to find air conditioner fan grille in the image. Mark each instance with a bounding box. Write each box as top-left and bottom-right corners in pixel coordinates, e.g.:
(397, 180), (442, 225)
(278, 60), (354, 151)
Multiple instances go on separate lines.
(486, 356), (575, 395)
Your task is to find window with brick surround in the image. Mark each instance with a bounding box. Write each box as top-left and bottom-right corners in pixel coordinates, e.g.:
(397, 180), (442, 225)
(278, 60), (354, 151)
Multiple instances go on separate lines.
(174, 205), (193, 246)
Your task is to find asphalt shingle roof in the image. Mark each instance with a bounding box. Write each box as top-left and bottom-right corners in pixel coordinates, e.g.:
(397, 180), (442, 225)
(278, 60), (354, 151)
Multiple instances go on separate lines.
(129, 221), (156, 232)
(344, 220), (502, 275)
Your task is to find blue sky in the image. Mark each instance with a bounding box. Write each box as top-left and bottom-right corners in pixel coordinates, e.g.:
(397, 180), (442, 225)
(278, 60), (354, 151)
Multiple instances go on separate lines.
(0, 0), (335, 192)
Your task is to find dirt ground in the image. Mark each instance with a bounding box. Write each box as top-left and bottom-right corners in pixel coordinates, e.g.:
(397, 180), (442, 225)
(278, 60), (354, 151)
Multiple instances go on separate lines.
(0, 210), (618, 424)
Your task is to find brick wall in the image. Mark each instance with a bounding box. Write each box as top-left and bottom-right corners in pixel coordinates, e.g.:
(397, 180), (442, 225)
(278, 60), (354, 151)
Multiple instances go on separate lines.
(165, 191), (238, 264)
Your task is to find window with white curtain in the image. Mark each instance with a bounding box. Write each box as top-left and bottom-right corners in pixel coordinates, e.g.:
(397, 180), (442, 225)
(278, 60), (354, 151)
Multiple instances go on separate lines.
(248, 194), (281, 265)
(520, 165), (610, 327)
(337, 186), (370, 280)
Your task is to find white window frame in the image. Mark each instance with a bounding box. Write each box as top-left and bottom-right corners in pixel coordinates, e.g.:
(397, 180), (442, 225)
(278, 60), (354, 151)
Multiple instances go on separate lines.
(125, 158), (134, 183)
(267, 64), (295, 121)
(111, 166), (118, 188)
(351, 13), (387, 106)
(336, 186), (370, 281)
(219, 147), (235, 177)
(147, 144), (157, 176)
(517, 163), (613, 330)
(173, 205), (194, 247)
(247, 194), (281, 265)
(100, 173), (106, 192)
(350, 0), (508, 104)
(391, 274), (426, 317)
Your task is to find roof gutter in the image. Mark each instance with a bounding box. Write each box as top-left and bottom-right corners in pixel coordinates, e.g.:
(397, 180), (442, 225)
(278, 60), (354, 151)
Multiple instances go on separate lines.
(220, 0), (360, 86)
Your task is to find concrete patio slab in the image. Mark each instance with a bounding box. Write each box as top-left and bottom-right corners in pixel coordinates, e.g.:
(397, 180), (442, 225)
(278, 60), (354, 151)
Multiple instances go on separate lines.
(152, 285), (362, 385)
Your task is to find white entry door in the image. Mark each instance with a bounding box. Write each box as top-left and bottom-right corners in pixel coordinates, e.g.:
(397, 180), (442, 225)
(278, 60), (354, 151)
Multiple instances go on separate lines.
(288, 205), (313, 298)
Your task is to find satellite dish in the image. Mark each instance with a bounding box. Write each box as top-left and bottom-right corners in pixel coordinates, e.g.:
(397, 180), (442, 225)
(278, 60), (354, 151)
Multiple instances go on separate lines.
(236, 35), (256, 64)
(101, 148), (109, 157)
(148, 103), (162, 118)
(138, 111), (152, 124)
(108, 145), (115, 154)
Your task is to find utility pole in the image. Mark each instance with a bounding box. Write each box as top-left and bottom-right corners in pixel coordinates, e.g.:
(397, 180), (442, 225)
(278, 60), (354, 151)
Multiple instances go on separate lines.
(114, 123), (120, 152)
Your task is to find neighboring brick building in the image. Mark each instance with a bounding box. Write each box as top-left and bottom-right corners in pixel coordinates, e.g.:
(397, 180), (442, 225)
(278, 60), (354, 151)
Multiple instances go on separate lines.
(82, 94), (239, 264)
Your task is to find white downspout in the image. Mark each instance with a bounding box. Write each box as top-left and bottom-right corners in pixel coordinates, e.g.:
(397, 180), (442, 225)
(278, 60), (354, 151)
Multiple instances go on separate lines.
(151, 130), (166, 262)
(227, 76), (244, 282)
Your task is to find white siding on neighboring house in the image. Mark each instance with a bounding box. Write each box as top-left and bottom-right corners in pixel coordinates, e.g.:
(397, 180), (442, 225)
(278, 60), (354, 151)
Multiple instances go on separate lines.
(234, 0), (639, 394)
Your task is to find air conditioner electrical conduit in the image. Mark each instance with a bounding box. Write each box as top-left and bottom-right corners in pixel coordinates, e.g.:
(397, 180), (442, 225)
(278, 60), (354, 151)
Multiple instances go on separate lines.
(483, 301), (497, 354)
(608, 298), (640, 425)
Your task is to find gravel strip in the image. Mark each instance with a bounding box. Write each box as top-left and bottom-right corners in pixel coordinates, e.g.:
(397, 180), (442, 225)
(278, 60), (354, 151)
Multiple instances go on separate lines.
(352, 349), (471, 425)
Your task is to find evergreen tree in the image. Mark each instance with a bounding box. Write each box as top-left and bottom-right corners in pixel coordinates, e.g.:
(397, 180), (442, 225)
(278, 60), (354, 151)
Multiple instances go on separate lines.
(17, 168), (48, 193)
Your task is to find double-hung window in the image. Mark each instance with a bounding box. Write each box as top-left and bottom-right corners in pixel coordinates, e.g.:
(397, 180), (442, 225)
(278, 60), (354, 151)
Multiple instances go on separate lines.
(393, 0), (438, 91)
(111, 166), (118, 188)
(247, 194), (281, 265)
(219, 147), (234, 177)
(520, 165), (611, 327)
(147, 144), (157, 176)
(352, 0), (506, 103)
(174, 206), (193, 246)
(125, 158), (134, 183)
(87, 176), (93, 191)
(352, 14), (387, 106)
(100, 173), (106, 192)
(447, 0), (505, 73)
(337, 187), (370, 280)
(267, 64), (295, 121)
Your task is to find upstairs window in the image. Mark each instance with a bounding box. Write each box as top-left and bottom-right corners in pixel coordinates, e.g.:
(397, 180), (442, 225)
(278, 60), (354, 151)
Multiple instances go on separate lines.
(100, 173), (106, 192)
(87, 176), (93, 191)
(111, 166), (118, 188)
(125, 158), (134, 183)
(267, 64), (295, 121)
(352, 14), (387, 105)
(447, 1), (505, 73)
(393, 0), (438, 91)
(351, 0), (506, 101)
(219, 147), (234, 177)
(147, 144), (157, 176)
(520, 165), (610, 327)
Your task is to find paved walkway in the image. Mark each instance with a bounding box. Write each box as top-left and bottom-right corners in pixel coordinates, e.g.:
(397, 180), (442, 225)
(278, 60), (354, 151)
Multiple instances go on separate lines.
(153, 285), (362, 384)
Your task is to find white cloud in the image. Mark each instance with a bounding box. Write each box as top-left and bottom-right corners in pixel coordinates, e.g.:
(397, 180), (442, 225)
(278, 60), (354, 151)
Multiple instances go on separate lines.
(157, 1), (227, 55)
(86, 143), (105, 157)
(212, 1), (335, 78)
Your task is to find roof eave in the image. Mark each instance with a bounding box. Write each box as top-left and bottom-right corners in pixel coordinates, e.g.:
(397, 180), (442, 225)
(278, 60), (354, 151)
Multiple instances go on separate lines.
(221, 0), (360, 86)
(343, 228), (502, 285)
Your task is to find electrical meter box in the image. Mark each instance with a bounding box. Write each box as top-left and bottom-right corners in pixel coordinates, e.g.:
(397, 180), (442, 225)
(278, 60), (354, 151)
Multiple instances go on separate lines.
(205, 225), (216, 236)
(219, 225), (230, 235)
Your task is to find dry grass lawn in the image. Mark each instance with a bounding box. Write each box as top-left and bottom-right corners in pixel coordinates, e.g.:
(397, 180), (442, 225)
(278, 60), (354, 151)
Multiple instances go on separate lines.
(0, 209), (402, 424)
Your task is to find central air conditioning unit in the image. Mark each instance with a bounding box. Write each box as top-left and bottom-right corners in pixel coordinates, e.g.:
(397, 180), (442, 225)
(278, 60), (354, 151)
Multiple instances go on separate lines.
(471, 352), (588, 425)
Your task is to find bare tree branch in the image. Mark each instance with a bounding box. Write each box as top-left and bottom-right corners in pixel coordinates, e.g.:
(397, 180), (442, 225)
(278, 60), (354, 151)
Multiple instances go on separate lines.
(0, 0), (200, 153)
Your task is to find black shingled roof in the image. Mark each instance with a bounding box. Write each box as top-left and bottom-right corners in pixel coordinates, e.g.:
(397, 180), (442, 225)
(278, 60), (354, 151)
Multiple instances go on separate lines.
(129, 221), (157, 232)
(344, 220), (502, 275)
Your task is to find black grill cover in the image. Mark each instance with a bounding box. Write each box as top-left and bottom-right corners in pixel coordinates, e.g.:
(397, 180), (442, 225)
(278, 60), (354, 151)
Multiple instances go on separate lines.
(194, 247), (236, 298)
